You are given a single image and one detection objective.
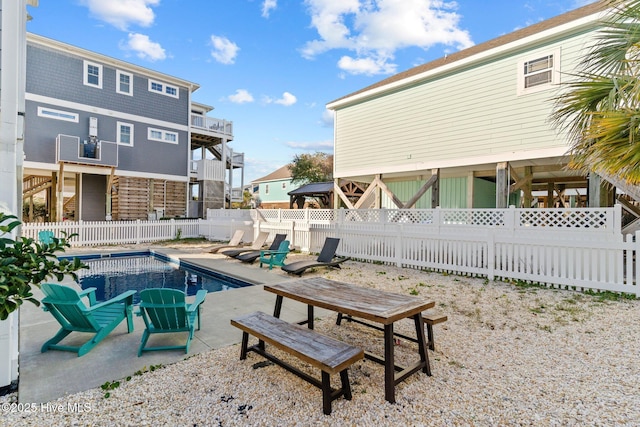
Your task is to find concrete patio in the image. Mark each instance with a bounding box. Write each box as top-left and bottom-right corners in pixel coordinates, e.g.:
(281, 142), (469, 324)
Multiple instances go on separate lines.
(16, 249), (327, 403)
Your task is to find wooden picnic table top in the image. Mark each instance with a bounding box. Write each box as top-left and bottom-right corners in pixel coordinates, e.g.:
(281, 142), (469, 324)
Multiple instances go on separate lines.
(264, 277), (435, 325)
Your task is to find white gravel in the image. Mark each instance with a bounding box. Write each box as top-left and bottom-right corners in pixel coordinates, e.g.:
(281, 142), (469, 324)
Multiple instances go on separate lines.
(2, 242), (639, 426)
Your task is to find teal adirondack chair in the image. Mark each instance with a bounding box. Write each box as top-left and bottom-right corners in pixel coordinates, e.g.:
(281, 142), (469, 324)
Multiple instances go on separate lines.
(136, 288), (207, 356)
(40, 283), (136, 357)
(259, 240), (290, 270)
(38, 230), (55, 244)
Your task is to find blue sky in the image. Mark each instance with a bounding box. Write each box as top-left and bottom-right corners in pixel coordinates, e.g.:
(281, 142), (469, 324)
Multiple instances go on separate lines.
(26, 0), (596, 183)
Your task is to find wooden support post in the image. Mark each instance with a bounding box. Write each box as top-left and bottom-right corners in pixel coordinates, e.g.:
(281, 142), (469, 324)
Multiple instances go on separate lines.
(496, 162), (509, 208)
(55, 163), (64, 222)
(547, 182), (555, 207)
(106, 167), (115, 220)
(523, 166), (533, 208)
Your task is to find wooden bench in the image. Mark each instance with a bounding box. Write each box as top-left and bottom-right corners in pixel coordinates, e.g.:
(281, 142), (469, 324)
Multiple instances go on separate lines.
(231, 311), (364, 415)
(423, 313), (448, 350)
(336, 312), (448, 350)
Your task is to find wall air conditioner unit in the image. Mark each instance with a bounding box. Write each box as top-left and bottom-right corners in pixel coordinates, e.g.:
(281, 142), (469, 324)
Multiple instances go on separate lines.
(89, 117), (98, 138)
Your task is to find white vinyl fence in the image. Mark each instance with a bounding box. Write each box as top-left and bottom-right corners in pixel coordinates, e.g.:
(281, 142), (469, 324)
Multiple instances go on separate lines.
(23, 205), (639, 296)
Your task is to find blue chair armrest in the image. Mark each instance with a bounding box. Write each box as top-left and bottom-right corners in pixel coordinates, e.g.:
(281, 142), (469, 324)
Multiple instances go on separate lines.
(79, 287), (98, 306)
(87, 290), (136, 312)
(187, 290), (207, 313)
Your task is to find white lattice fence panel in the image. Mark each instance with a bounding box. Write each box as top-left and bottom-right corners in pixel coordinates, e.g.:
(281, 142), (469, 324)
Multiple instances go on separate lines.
(518, 208), (612, 229)
(441, 209), (504, 226)
(309, 210), (337, 222)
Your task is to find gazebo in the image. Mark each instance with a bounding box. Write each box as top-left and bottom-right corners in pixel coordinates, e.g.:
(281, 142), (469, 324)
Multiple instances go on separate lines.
(288, 181), (365, 208)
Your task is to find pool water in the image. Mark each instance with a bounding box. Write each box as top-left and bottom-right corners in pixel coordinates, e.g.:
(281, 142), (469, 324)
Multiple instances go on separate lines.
(65, 252), (253, 303)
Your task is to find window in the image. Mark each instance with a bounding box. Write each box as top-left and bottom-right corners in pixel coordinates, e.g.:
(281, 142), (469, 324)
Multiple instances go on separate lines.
(148, 127), (179, 144)
(83, 60), (102, 88)
(282, 182), (286, 189)
(265, 184), (270, 195)
(37, 106), (79, 123)
(518, 50), (560, 95)
(117, 122), (134, 146)
(116, 70), (133, 95)
(148, 79), (179, 98)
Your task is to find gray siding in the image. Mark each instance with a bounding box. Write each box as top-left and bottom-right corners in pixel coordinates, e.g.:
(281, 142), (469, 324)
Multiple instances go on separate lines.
(24, 41), (191, 177)
(26, 45), (188, 124)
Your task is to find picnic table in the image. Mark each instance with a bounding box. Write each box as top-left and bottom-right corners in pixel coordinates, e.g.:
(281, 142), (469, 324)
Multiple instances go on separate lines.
(264, 277), (435, 403)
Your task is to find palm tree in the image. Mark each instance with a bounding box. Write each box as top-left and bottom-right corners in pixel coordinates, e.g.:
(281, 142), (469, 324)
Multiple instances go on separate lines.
(551, 0), (640, 184)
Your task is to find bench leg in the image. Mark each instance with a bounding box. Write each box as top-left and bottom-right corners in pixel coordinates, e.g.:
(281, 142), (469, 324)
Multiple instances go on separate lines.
(321, 371), (332, 415)
(426, 323), (435, 351)
(340, 370), (352, 400)
(240, 332), (249, 360)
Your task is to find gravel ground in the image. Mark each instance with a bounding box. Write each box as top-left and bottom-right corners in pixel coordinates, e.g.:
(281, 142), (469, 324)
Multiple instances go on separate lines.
(2, 240), (639, 426)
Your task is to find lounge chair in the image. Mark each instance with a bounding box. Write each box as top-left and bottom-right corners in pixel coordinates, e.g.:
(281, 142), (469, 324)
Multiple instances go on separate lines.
(221, 231), (269, 258)
(259, 240), (290, 270)
(209, 229), (245, 254)
(235, 233), (287, 264)
(40, 283), (136, 357)
(281, 237), (349, 276)
(136, 288), (207, 356)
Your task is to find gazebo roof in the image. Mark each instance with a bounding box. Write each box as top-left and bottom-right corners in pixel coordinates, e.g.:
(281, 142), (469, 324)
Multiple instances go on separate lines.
(288, 181), (334, 196)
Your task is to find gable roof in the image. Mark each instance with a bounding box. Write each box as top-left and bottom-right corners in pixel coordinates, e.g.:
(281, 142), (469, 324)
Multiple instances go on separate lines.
(327, 2), (608, 109)
(252, 164), (292, 183)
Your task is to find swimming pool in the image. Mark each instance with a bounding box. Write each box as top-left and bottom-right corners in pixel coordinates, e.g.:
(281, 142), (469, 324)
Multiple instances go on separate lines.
(60, 251), (253, 303)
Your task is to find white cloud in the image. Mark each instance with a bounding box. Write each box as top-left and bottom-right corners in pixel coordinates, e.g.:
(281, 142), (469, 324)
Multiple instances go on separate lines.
(321, 109), (334, 127)
(337, 55), (396, 75)
(262, 0), (278, 18)
(210, 35), (240, 65)
(302, 0), (474, 75)
(81, 0), (159, 30)
(228, 89), (255, 104)
(275, 92), (297, 106)
(122, 33), (166, 61)
(284, 140), (334, 151)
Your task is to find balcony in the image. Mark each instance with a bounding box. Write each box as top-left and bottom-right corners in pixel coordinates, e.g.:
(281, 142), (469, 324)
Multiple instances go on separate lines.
(56, 134), (118, 167)
(190, 159), (225, 181)
(190, 114), (233, 138)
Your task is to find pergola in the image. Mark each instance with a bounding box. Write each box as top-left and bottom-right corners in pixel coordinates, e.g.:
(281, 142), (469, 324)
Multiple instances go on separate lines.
(288, 181), (365, 209)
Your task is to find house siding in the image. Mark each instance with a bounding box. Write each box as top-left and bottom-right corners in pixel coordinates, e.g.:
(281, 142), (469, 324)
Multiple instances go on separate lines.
(333, 29), (597, 179)
(24, 42), (190, 178)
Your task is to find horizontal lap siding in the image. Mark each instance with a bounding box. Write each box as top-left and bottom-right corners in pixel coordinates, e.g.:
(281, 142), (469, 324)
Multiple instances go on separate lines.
(334, 31), (595, 177)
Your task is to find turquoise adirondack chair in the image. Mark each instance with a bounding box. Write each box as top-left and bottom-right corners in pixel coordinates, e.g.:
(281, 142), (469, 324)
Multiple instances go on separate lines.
(136, 288), (207, 356)
(259, 240), (290, 270)
(38, 230), (55, 245)
(40, 283), (136, 357)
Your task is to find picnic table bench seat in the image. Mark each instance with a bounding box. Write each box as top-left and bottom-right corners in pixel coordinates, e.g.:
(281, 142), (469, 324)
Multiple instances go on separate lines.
(231, 311), (364, 415)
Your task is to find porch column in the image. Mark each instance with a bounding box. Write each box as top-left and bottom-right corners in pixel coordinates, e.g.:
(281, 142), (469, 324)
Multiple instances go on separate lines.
(523, 166), (533, 208)
(588, 173), (614, 207)
(496, 162), (509, 208)
(221, 138), (228, 209)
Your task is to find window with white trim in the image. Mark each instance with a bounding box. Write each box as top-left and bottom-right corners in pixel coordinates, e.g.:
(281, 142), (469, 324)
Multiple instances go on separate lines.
(83, 60), (103, 88)
(116, 70), (133, 96)
(37, 106), (79, 123)
(148, 79), (179, 98)
(117, 122), (134, 146)
(148, 127), (179, 144)
(518, 50), (560, 95)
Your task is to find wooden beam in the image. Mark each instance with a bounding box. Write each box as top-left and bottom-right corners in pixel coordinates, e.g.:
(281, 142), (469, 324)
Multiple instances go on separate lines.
(374, 176), (404, 208)
(334, 181), (355, 209)
(354, 178), (379, 209)
(404, 169), (439, 209)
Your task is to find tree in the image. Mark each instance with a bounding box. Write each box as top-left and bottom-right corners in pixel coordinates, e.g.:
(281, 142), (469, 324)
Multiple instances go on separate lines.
(0, 213), (87, 320)
(288, 152), (333, 185)
(551, 0), (640, 184)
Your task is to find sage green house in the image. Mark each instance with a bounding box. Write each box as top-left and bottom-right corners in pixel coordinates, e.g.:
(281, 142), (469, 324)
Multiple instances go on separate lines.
(327, 3), (612, 209)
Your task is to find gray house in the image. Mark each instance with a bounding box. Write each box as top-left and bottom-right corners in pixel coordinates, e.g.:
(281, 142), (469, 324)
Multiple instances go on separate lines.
(23, 33), (243, 222)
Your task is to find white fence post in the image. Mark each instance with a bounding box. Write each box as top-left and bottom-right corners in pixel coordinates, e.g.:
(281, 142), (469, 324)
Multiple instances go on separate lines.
(136, 219), (141, 244)
(487, 228), (495, 281)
